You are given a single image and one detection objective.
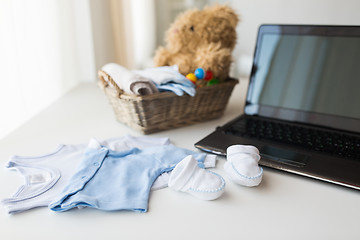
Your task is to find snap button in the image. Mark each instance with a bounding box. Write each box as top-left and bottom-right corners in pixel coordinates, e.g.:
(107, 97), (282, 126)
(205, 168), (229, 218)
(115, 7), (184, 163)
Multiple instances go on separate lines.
(93, 162), (100, 167)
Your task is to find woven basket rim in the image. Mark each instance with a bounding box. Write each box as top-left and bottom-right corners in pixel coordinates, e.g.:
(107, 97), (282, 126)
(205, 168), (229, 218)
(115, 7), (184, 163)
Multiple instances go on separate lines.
(113, 79), (237, 101)
(98, 69), (239, 100)
(121, 79), (238, 101)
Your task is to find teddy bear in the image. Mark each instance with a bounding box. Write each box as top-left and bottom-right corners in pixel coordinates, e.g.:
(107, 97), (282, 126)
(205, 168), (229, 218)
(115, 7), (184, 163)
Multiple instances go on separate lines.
(153, 4), (239, 82)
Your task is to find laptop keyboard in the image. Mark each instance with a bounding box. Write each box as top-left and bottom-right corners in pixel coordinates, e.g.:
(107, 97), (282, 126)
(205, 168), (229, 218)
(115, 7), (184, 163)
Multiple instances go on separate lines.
(224, 117), (360, 160)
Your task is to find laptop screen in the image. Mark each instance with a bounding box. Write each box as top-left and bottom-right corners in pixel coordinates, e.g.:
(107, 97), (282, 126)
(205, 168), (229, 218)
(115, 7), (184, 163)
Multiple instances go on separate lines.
(246, 25), (360, 133)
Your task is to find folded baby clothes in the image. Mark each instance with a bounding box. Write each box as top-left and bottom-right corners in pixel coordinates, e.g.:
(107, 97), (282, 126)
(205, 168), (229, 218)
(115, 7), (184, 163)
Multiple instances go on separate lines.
(101, 63), (158, 95)
(168, 155), (225, 201)
(1, 135), (216, 214)
(49, 140), (213, 212)
(0, 135), (169, 214)
(224, 145), (263, 187)
(134, 65), (196, 96)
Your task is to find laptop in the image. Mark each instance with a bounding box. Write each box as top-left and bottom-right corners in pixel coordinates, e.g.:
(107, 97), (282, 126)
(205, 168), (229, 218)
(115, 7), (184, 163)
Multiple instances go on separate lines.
(195, 24), (360, 190)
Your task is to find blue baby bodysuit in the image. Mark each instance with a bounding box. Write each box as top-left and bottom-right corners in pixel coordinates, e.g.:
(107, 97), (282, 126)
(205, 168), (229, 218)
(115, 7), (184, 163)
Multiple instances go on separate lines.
(49, 139), (207, 212)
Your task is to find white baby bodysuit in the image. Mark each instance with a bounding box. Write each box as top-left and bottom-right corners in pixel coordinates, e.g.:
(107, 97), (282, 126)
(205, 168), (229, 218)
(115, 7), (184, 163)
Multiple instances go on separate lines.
(1, 135), (216, 214)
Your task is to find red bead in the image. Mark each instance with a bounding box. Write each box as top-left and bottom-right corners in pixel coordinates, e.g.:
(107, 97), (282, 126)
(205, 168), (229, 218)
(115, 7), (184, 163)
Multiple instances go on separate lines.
(204, 70), (213, 81)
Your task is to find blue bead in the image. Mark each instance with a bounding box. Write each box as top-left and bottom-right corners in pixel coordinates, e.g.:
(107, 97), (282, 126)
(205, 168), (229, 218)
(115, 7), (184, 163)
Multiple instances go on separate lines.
(195, 68), (205, 79)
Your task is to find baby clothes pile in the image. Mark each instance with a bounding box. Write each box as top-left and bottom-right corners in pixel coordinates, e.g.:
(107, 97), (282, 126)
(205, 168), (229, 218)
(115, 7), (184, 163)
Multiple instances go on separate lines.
(1, 135), (216, 214)
(1, 134), (263, 215)
(101, 63), (195, 96)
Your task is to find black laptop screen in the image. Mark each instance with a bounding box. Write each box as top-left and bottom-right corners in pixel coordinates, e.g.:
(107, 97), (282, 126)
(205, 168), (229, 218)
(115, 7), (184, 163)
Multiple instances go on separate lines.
(246, 25), (360, 132)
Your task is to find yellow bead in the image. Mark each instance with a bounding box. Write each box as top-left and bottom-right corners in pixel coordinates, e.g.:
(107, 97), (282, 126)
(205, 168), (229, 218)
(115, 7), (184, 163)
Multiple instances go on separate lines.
(186, 73), (197, 83)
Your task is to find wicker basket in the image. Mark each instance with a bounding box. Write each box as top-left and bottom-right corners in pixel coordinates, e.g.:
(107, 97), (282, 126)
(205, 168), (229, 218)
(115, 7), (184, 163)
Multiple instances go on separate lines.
(98, 70), (238, 134)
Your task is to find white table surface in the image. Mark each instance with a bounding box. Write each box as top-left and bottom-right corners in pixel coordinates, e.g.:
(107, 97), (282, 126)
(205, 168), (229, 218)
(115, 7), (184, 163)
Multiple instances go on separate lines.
(0, 79), (359, 240)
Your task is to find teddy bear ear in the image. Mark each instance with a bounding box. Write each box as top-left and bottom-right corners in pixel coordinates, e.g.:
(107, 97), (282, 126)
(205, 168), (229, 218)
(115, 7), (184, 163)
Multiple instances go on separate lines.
(203, 4), (240, 28)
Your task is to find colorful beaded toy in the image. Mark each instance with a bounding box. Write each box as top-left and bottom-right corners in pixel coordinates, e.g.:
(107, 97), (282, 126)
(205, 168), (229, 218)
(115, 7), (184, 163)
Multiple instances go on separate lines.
(186, 68), (219, 87)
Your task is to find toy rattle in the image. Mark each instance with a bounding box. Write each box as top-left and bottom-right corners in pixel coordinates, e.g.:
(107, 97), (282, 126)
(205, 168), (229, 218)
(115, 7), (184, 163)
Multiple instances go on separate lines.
(186, 68), (219, 87)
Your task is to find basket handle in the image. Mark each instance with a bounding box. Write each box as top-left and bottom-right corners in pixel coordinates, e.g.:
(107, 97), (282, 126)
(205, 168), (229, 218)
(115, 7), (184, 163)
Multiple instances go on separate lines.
(98, 70), (124, 95)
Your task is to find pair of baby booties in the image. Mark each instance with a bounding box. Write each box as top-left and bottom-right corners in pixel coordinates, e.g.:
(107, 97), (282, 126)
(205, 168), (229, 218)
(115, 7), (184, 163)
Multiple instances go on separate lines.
(168, 145), (263, 200)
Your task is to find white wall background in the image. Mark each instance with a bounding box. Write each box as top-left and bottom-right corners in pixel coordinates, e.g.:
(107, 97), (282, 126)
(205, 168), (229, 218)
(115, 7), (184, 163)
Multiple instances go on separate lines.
(151, 0), (360, 76)
(0, 0), (96, 140)
(227, 0), (360, 76)
(1, 0), (360, 140)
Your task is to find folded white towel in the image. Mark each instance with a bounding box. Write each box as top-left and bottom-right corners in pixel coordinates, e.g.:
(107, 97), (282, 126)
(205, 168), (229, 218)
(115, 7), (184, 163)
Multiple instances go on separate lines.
(101, 63), (158, 95)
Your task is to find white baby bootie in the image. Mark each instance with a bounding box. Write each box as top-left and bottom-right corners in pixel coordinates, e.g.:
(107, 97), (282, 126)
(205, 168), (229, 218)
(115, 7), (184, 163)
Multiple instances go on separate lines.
(224, 145), (263, 187)
(168, 155), (225, 201)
